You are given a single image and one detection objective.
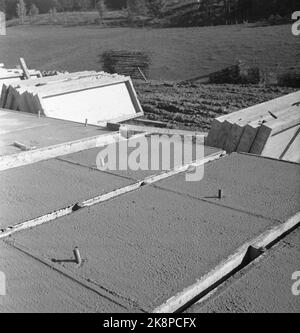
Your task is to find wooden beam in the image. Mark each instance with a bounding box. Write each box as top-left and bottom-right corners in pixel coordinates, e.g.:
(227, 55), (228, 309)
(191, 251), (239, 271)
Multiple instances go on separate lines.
(20, 58), (31, 80)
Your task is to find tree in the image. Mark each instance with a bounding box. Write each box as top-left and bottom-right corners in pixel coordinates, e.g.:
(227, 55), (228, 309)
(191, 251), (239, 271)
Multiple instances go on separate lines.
(16, 0), (27, 24)
(127, 0), (147, 20)
(78, 0), (91, 11)
(146, 0), (163, 18)
(29, 3), (39, 21)
(105, 0), (126, 10)
(0, 0), (6, 13)
(96, 0), (105, 24)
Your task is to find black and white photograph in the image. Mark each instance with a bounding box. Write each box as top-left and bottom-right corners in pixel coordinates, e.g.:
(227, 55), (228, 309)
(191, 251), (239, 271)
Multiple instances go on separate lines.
(0, 0), (299, 318)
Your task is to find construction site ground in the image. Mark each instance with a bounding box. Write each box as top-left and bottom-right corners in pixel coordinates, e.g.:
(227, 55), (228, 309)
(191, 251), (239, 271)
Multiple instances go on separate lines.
(1, 111), (299, 313)
(186, 228), (300, 313)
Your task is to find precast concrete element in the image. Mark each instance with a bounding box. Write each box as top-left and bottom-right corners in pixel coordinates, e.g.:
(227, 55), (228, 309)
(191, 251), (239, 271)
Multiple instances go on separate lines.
(0, 241), (128, 313)
(186, 228), (300, 313)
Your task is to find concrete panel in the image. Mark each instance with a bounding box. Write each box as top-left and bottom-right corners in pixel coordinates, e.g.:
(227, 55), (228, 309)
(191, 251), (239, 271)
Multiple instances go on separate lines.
(0, 241), (126, 313)
(0, 159), (134, 229)
(11, 185), (279, 311)
(41, 83), (137, 124)
(59, 136), (221, 181)
(186, 229), (300, 313)
(0, 109), (110, 156)
(155, 153), (300, 222)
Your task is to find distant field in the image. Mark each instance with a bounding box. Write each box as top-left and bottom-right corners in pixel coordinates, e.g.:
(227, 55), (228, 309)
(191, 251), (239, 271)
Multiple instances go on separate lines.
(0, 24), (299, 81)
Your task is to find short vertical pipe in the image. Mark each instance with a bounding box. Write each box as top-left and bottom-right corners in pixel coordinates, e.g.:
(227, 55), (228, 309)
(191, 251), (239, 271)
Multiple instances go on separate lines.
(73, 247), (82, 265)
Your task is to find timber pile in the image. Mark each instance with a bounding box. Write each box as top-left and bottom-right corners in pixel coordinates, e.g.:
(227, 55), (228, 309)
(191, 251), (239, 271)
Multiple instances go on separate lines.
(0, 71), (143, 124)
(101, 50), (151, 80)
(206, 90), (300, 162)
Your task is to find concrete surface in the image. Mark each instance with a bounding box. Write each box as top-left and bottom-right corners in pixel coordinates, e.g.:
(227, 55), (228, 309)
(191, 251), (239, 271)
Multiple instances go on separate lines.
(0, 158), (134, 229)
(0, 109), (110, 156)
(59, 136), (222, 181)
(0, 241), (126, 313)
(10, 184), (283, 311)
(41, 82), (139, 125)
(155, 153), (300, 222)
(186, 228), (300, 313)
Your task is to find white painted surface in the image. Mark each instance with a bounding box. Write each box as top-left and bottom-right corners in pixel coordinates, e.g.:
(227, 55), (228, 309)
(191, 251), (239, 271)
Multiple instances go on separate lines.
(42, 83), (137, 124)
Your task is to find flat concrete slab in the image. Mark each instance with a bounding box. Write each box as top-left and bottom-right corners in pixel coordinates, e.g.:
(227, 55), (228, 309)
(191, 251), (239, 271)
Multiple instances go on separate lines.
(59, 136), (222, 181)
(0, 158), (134, 229)
(186, 228), (300, 313)
(11, 184), (282, 311)
(155, 153), (300, 222)
(0, 109), (110, 156)
(0, 241), (126, 313)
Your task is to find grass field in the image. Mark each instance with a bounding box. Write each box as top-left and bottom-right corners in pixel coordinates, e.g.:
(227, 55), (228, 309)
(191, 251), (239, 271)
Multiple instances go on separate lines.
(0, 24), (299, 81)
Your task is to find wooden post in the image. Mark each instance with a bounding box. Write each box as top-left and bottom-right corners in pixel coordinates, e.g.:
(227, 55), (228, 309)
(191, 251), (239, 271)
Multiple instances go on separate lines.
(20, 58), (31, 80)
(138, 67), (148, 82)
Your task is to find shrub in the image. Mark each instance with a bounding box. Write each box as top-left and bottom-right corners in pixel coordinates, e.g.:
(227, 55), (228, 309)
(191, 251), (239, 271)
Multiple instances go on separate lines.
(277, 71), (300, 88)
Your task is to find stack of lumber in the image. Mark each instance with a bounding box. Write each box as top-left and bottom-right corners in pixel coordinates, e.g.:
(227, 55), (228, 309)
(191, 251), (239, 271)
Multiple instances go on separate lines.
(0, 71), (144, 125)
(101, 50), (151, 80)
(206, 90), (300, 162)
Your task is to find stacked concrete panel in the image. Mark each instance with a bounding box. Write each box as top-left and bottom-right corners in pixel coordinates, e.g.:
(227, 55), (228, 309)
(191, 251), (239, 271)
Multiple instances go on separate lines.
(0, 67), (42, 90)
(206, 91), (300, 162)
(0, 71), (144, 125)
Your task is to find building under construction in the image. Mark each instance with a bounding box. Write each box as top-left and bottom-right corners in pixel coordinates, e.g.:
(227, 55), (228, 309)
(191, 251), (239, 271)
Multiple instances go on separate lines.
(0, 62), (299, 313)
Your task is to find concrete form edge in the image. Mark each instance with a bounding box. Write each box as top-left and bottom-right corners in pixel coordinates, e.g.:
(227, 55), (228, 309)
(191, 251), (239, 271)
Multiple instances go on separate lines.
(153, 211), (300, 313)
(0, 151), (226, 239)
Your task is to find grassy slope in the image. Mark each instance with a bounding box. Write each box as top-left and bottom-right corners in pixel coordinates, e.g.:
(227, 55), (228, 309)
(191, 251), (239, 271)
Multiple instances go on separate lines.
(0, 24), (299, 81)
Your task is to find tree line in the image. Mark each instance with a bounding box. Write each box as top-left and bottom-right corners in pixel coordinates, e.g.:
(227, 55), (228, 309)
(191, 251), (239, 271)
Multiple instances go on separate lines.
(0, 0), (298, 22)
(0, 0), (127, 19)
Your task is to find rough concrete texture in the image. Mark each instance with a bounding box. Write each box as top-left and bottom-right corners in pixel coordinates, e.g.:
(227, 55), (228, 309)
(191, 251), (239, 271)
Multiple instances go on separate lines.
(11, 184), (282, 311)
(186, 228), (300, 313)
(0, 241), (126, 313)
(0, 109), (110, 156)
(59, 135), (221, 181)
(0, 158), (134, 228)
(155, 153), (300, 222)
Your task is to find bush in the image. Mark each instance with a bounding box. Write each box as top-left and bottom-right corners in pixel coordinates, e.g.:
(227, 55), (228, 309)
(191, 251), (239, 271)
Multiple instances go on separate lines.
(277, 71), (300, 88)
(209, 62), (261, 84)
(267, 14), (290, 25)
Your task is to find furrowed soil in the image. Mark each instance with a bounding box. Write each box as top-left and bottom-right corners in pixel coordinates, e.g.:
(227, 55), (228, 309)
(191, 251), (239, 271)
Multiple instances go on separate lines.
(134, 81), (296, 131)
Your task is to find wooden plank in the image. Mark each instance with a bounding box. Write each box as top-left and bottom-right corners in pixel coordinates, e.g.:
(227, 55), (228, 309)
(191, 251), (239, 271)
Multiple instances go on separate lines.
(280, 130), (300, 163)
(236, 123), (259, 153)
(217, 91), (300, 125)
(218, 120), (233, 150)
(4, 87), (14, 109)
(251, 105), (300, 155)
(19, 58), (31, 80)
(249, 125), (272, 155)
(262, 124), (300, 160)
(0, 83), (8, 108)
(206, 119), (224, 148)
(223, 123), (245, 153)
(263, 105), (300, 135)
